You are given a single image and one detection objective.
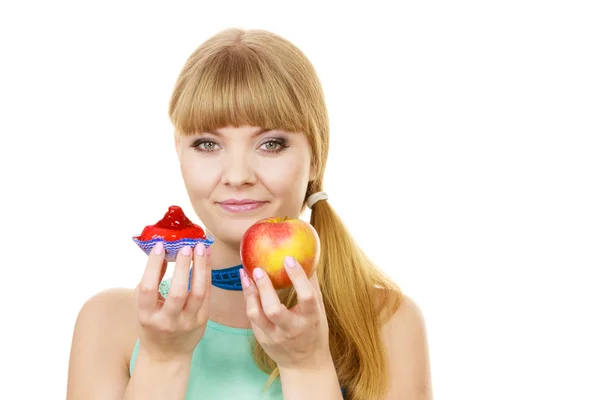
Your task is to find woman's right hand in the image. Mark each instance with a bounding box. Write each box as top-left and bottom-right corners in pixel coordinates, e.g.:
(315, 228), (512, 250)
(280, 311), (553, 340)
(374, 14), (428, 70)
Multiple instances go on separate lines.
(134, 242), (211, 362)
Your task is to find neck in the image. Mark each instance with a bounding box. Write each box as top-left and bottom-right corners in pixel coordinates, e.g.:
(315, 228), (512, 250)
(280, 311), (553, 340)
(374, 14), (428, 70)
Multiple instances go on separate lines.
(207, 238), (243, 270)
(206, 238), (252, 329)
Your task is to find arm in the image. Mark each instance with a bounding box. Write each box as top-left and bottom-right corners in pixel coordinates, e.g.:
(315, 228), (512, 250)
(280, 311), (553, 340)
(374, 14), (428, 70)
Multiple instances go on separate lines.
(124, 348), (192, 400)
(279, 357), (344, 400)
(381, 295), (433, 400)
(66, 288), (192, 400)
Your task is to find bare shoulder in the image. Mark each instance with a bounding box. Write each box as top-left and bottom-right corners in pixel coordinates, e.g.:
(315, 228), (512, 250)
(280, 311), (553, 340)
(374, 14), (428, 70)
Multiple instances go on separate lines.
(71, 287), (138, 346)
(378, 291), (433, 399)
(67, 288), (139, 399)
(381, 292), (427, 333)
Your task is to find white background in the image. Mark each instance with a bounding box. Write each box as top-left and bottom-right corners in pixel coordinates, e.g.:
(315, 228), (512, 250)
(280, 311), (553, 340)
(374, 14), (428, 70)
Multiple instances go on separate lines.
(1, 1), (598, 399)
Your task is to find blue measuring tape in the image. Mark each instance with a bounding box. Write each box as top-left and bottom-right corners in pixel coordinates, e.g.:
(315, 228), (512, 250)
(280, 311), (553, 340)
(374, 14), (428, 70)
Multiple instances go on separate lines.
(188, 264), (244, 291)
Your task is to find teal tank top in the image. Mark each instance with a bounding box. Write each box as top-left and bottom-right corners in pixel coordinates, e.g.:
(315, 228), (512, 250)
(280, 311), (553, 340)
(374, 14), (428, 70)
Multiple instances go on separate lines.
(129, 278), (284, 399)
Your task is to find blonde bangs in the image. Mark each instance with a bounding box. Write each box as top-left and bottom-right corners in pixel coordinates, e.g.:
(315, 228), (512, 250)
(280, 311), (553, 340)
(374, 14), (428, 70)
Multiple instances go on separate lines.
(169, 47), (310, 136)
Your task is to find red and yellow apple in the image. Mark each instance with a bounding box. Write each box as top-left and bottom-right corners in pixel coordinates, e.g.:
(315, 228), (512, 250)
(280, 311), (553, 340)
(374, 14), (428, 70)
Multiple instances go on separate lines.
(240, 217), (321, 290)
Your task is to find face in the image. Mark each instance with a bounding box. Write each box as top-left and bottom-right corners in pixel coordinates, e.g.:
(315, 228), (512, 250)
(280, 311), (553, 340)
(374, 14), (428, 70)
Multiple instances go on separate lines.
(175, 125), (315, 246)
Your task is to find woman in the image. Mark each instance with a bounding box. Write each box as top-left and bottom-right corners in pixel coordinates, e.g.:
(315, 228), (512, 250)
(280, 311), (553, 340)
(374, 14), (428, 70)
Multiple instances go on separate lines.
(67, 28), (432, 399)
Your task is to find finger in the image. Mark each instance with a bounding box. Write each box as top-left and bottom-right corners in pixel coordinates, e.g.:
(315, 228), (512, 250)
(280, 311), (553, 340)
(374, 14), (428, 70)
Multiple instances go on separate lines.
(182, 244), (209, 318)
(163, 246), (193, 316)
(252, 267), (293, 329)
(204, 246), (212, 299)
(240, 268), (275, 331)
(284, 256), (320, 315)
(137, 242), (166, 313)
(160, 260), (168, 281)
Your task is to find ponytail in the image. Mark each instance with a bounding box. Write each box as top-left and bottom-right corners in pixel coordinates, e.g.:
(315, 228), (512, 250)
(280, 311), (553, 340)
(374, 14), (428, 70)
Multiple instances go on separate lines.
(254, 193), (403, 400)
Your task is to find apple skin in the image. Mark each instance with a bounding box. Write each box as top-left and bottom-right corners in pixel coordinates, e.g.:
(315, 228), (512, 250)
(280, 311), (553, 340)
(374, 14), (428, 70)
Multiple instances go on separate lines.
(240, 217), (321, 290)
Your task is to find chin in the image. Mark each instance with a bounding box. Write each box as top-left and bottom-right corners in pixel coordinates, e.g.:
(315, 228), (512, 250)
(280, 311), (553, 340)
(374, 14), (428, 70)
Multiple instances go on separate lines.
(209, 217), (261, 246)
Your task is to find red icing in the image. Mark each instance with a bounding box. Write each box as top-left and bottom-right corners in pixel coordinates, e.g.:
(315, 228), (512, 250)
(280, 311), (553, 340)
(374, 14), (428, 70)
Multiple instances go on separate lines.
(138, 206), (206, 241)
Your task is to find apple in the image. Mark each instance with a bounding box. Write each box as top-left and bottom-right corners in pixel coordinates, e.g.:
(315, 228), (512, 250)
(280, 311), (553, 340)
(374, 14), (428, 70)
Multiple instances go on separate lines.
(240, 217), (321, 290)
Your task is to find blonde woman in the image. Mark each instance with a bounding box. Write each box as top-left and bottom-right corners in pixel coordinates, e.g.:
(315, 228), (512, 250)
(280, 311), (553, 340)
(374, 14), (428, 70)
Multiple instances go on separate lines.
(67, 28), (432, 400)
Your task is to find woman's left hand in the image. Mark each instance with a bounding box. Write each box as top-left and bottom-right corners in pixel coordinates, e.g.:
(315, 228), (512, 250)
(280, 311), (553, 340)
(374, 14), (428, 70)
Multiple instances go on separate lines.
(240, 256), (332, 371)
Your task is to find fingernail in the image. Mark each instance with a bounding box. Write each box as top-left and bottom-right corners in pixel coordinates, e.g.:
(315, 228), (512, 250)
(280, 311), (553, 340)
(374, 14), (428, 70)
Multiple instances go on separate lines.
(206, 246), (211, 256)
(181, 246), (191, 256)
(284, 256), (296, 268)
(253, 268), (265, 280)
(239, 268), (250, 288)
(196, 244), (205, 256)
(153, 242), (164, 254)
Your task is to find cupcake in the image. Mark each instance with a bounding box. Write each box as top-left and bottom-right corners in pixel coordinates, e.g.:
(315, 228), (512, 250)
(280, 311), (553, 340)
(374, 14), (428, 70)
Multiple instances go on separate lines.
(132, 205), (214, 262)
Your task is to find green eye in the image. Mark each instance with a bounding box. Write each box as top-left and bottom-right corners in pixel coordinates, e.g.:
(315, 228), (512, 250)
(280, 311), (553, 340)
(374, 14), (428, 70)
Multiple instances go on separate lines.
(191, 139), (220, 152)
(264, 141), (279, 150)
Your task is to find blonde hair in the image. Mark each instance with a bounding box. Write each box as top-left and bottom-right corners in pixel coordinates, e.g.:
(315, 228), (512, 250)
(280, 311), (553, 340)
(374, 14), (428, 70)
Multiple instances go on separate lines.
(168, 28), (403, 400)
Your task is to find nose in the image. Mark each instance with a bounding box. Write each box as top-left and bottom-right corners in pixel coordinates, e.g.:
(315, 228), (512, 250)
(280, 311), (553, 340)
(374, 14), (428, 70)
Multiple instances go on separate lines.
(221, 151), (257, 188)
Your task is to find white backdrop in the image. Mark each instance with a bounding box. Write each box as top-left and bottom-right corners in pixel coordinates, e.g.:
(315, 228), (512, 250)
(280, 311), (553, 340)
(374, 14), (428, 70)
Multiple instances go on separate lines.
(1, 1), (598, 399)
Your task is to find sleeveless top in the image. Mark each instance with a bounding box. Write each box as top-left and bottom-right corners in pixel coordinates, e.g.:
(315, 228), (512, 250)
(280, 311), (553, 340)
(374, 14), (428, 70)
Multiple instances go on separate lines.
(129, 277), (284, 399)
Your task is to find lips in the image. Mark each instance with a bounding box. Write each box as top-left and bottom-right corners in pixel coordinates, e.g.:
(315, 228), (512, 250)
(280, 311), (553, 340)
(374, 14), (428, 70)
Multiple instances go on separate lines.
(217, 199), (267, 213)
(219, 199), (265, 205)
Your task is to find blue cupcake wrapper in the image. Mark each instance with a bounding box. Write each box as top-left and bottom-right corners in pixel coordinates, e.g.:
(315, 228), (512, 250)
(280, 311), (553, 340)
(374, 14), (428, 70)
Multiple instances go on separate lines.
(132, 235), (215, 262)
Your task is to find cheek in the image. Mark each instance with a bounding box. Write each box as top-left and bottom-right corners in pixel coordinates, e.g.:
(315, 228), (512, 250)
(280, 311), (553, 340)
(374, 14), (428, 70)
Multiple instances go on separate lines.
(180, 153), (220, 196)
(257, 157), (308, 196)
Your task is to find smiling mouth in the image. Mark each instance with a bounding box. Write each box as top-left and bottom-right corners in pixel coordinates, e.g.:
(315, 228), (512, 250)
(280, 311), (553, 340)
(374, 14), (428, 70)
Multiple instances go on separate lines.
(216, 201), (267, 213)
